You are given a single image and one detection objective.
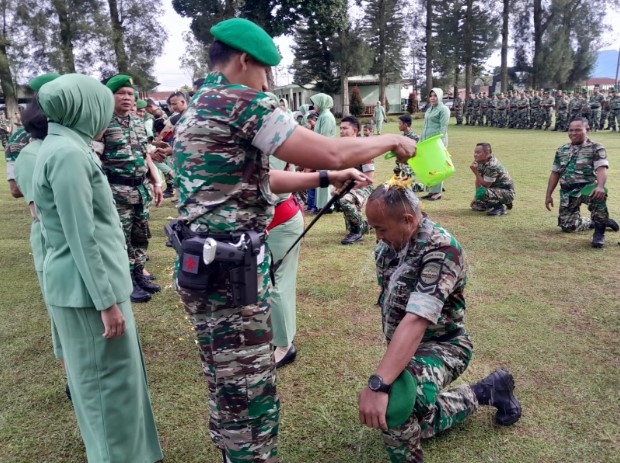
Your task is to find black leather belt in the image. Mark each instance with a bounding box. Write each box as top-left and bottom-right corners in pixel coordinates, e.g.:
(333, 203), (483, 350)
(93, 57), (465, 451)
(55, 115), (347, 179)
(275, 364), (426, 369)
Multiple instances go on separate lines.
(106, 173), (147, 187)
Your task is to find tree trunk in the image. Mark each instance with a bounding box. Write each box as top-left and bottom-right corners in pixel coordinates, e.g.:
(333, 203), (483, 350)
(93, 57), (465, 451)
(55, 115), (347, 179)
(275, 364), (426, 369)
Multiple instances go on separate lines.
(52, 0), (76, 73)
(341, 74), (349, 116)
(453, 64), (459, 99)
(532, 0), (542, 89)
(500, 0), (509, 92)
(107, 0), (129, 73)
(425, 0), (433, 96)
(0, 41), (19, 128)
(463, 0), (473, 93)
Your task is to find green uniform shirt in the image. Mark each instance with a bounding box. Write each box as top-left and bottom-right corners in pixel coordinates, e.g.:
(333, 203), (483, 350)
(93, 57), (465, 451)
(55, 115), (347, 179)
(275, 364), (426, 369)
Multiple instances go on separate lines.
(14, 139), (45, 271)
(33, 123), (133, 310)
(552, 138), (608, 187)
(477, 155), (515, 190)
(173, 71), (298, 233)
(376, 218), (467, 342)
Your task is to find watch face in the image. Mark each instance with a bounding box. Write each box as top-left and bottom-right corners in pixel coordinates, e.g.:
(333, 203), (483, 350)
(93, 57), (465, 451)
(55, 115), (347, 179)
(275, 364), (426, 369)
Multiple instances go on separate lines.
(368, 375), (382, 391)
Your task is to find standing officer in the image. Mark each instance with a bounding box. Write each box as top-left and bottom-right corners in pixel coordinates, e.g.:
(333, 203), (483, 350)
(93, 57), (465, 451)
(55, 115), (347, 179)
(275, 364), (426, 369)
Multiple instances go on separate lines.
(588, 86), (604, 131)
(554, 90), (568, 131)
(496, 92), (508, 128)
(337, 116), (375, 245)
(530, 90), (542, 129)
(172, 18), (416, 463)
(101, 75), (163, 303)
(453, 93), (464, 125)
(609, 87), (620, 131)
(472, 92), (481, 126)
(540, 90), (555, 130)
(465, 92), (475, 125)
(545, 118), (618, 248)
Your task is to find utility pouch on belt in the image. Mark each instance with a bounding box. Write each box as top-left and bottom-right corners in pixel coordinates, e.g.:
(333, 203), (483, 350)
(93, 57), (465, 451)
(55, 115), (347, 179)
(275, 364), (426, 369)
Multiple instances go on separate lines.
(165, 220), (263, 305)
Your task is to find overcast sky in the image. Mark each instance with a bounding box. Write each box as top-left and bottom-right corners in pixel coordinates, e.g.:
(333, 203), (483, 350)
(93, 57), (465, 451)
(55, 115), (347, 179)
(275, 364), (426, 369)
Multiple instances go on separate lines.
(154, 2), (620, 91)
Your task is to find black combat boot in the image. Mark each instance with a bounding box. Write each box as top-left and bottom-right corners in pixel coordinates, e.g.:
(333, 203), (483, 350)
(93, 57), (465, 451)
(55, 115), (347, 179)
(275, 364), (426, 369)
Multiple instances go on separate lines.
(130, 273), (152, 303)
(341, 225), (363, 245)
(471, 368), (522, 425)
(134, 268), (161, 293)
(606, 218), (619, 232)
(163, 184), (174, 198)
(591, 224), (606, 248)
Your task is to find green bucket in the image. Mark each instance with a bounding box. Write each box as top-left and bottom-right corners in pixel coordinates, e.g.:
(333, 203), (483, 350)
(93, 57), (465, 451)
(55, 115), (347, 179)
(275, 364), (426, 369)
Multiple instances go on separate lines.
(410, 134), (455, 186)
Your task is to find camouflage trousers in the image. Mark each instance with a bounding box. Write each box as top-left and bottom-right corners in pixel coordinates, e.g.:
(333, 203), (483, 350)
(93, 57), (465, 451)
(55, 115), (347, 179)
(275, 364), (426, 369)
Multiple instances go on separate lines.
(177, 252), (280, 463)
(339, 186), (373, 232)
(556, 110), (569, 131)
(476, 187), (515, 208)
(496, 110), (507, 128)
(609, 109), (620, 130)
(117, 202), (151, 271)
(455, 110), (463, 125)
(517, 109), (529, 128)
(588, 108), (601, 130)
(508, 109), (518, 127)
(383, 334), (478, 463)
(465, 109), (474, 125)
(558, 188), (608, 232)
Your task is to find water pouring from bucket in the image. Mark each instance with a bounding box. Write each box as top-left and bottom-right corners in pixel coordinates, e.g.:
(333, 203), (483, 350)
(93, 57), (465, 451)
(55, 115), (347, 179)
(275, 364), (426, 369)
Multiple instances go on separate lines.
(385, 134), (455, 187)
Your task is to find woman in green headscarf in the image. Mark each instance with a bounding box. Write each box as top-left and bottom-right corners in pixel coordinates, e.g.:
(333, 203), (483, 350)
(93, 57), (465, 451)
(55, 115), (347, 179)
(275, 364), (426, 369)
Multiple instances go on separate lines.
(420, 87), (450, 201)
(299, 103), (311, 127)
(309, 93), (337, 210)
(32, 74), (163, 463)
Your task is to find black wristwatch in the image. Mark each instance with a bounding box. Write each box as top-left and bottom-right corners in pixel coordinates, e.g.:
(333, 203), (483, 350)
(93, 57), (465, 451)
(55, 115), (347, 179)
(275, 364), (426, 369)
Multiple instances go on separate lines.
(368, 374), (391, 393)
(319, 170), (329, 188)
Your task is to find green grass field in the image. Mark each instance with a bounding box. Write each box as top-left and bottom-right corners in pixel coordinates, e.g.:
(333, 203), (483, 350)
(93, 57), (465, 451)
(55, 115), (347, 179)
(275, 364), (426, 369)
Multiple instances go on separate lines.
(1, 121), (619, 463)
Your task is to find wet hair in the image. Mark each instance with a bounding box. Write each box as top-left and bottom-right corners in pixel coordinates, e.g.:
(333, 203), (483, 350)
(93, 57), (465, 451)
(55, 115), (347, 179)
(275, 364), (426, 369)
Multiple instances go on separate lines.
(208, 40), (242, 67)
(193, 77), (205, 88)
(367, 183), (422, 221)
(167, 91), (188, 105)
(399, 114), (412, 126)
(22, 98), (48, 140)
(363, 124), (372, 131)
(476, 142), (492, 154)
(340, 115), (360, 132)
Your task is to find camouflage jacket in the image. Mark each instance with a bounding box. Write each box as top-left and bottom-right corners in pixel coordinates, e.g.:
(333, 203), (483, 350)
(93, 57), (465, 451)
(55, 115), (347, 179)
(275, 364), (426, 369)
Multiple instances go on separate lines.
(589, 93), (605, 109)
(496, 98), (507, 110)
(173, 72), (298, 233)
(395, 129), (418, 179)
(609, 95), (620, 110)
(376, 218), (467, 342)
(477, 155), (514, 190)
(541, 96), (555, 109)
(517, 97), (530, 109)
(453, 97), (463, 110)
(552, 138), (608, 188)
(101, 113), (151, 205)
(5, 127), (31, 180)
(530, 96), (541, 109)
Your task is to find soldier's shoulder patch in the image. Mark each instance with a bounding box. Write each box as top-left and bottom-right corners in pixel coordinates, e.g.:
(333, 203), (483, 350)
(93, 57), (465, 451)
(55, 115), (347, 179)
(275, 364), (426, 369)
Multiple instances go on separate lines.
(420, 261), (442, 285)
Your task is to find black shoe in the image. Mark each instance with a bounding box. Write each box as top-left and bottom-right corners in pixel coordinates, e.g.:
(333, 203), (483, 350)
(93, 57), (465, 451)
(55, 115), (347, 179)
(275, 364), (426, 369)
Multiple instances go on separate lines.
(341, 232), (364, 245)
(143, 274), (156, 281)
(487, 206), (506, 216)
(163, 185), (174, 198)
(506, 202), (513, 210)
(276, 344), (297, 368)
(130, 275), (152, 303)
(65, 383), (72, 402)
(135, 271), (161, 293)
(471, 368), (522, 426)
(592, 225), (606, 248)
(606, 219), (619, 232)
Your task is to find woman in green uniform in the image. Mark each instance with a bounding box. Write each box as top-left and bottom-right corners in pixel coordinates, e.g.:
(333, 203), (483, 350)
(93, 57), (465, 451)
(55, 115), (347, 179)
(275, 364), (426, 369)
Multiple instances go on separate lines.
(310, 93), (337, 210)
(32, 74), (163, 463)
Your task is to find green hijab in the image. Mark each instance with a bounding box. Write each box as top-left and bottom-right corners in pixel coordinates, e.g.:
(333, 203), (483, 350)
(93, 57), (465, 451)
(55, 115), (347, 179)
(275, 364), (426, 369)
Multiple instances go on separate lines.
(310, 93), (336, 137)
(299, 103), (311, 127)
(38, 74), (114, 144)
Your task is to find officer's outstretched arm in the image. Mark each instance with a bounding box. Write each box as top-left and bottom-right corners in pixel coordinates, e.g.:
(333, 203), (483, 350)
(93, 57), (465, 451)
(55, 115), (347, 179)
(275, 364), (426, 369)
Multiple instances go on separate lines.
(269, 168), (371, 194)
(273, 126), (416, 170)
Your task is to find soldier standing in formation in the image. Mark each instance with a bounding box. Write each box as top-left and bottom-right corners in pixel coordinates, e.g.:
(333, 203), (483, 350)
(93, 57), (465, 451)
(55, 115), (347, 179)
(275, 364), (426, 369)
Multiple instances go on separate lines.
(453, 94), (464, 125)
(100, 75), (163, 303)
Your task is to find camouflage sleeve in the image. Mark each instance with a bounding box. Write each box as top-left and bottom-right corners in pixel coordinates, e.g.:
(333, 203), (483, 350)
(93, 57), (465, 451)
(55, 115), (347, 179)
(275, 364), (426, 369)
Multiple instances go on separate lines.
(481, 163), (498, 184)
(593, 144), (609, 170)
(551, 147), (563, 173)
(251, 107), (298, 157)
(406, 247), (462, 324)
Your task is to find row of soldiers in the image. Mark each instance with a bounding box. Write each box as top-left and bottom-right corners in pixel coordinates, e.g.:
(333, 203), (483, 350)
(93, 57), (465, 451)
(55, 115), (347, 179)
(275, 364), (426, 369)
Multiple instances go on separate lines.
(453, 87), (620, 132)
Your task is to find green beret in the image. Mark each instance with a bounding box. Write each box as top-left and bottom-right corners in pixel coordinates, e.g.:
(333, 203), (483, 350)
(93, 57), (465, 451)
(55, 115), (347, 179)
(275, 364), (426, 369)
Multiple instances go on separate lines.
(566, 90), (573, 94)
(136, 99), (147, 109)
(134, 90), (139, 101)
(106, 74), (134, 94)
(29, 73), (61, 91)
(211, 18), (280, 66)
(386, 370), (417, 429)
(581, 88), (588, 93)
(611, 87), (617, 92)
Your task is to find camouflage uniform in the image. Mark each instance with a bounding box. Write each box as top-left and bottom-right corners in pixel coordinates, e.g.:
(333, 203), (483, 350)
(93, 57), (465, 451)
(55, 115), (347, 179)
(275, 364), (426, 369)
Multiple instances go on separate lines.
(453, 97), (464, 125)
(608, 93), (620, 131)
(376, 218), (478, 462)
(472, 155), (516, 210)
(495, 96), (508, 128)
(173, 71), (298, 463)
(488, 95), (497, 127)
(478, 95), (488, 126)
(555, 94), (569, 131)
(508, 94), (519, 128)
(529, 93), (541, 129)
(464, 96), (474, 125)
(569, 94), (585, 123)
(517, 94), (530, 129)
(540, 95), (554, 130)
(394, 129), (418, 188)
(600, 93), (610, 130)
(471, 97), (481, 126)
(5, 127), (30, 181)
(339, 183), (374, 234)
(588, 92), (605, 129)
(552, 138), (609, 232)
(0, 117), (10, 147)
(101, 114), (152, 273)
